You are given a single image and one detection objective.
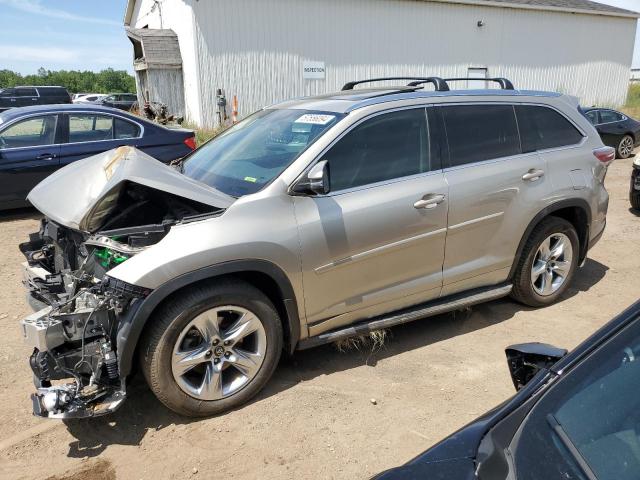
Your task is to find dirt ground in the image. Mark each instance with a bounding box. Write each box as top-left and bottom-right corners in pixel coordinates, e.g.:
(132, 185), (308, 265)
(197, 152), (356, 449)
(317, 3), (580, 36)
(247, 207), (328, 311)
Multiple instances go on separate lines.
(0, 158), (638, 480)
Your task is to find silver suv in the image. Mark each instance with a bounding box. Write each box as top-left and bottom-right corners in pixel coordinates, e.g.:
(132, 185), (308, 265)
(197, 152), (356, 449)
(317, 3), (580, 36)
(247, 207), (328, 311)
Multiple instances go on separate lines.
(20, 77), (612, 418)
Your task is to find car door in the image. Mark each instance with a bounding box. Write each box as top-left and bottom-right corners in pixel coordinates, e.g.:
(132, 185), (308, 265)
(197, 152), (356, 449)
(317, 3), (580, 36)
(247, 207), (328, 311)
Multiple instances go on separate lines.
(0, 88), (17, 110)
(15, 88), (38, 107)
(293, 107), (449, 335)
(595, 109), (626, 148)
(439, 103), (549, 295)
(58, 112), (126, 167)
(0, 114), (61, 208)
(101, 95), (116, 108)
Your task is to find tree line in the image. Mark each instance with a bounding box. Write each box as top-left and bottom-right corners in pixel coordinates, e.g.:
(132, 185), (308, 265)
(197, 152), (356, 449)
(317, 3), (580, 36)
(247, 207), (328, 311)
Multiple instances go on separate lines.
(0, 68), (136, 94)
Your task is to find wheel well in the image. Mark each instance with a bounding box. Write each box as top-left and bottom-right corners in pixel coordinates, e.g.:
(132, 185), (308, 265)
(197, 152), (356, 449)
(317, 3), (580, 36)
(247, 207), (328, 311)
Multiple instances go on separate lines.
(549, 207), (589, 259)
(231, 271), (293, 352)
(509, 203), (590, 280)
(125, 268), (298, 379)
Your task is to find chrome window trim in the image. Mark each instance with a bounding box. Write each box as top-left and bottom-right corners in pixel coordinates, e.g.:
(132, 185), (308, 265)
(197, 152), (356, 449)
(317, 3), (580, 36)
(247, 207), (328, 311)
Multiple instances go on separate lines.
(0, 110), (145, 152)
(289, 104), (438, 197)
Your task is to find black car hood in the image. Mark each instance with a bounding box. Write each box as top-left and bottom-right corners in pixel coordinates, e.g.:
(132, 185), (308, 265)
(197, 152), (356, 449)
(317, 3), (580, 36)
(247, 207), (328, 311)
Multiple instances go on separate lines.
(372, 370), (553, 480)
(374, 457), (475, 480)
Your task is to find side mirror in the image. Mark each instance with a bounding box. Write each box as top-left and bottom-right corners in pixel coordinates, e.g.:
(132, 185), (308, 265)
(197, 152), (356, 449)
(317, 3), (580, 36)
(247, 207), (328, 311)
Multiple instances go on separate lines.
(293, 160), (330, 195)
(505, 343), (567, 391)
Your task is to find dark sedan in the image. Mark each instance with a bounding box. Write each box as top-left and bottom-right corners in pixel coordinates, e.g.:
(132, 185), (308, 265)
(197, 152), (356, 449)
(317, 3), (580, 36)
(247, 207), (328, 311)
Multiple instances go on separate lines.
(583, 107), (640, 159)
(375, 299), (640, 480)
(99, 93), (138, 111)
(0, 104), (196, 209)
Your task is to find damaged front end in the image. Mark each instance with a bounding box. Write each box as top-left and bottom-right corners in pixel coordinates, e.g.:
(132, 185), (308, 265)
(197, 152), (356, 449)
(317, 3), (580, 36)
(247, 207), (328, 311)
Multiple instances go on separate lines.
(20, 220), (153, 418)
(18, 147), (231, 418)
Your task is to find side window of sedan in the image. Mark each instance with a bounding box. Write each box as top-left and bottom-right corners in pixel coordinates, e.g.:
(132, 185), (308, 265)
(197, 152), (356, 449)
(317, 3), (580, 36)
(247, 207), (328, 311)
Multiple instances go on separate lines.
(0, 116), (57, 149)
(585, 110), (599, 125)
(599, 110), (624, 124)
(114, 118), (140, 139)
(68, 114), (114, 143)
(513, 319), (640, 480)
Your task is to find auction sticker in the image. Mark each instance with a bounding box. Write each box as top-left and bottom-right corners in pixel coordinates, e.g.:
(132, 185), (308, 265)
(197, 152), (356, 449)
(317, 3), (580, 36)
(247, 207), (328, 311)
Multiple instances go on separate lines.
(294, 114), (336, 125)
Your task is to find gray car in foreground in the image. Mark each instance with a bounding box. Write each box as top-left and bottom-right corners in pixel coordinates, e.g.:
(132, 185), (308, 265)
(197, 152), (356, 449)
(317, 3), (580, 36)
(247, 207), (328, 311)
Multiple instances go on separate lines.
(19, 77), (612, 418)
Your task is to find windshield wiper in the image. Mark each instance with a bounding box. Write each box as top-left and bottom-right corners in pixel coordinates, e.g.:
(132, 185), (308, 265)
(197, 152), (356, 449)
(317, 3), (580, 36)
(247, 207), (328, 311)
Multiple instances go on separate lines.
(546, 414), (597, 480)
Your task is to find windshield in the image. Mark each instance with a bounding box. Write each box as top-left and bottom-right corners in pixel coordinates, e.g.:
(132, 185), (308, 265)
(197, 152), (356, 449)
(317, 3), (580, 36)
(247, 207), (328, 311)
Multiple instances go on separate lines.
(181, 109), (344, 197)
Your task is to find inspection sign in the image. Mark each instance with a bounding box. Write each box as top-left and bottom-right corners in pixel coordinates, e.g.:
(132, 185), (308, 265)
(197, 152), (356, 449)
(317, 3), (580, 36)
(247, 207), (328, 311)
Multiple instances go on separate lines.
(303, 61), (325, 80)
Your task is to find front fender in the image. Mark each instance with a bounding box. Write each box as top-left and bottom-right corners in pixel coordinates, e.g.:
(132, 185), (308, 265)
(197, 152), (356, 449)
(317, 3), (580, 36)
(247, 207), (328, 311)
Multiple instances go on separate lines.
(115, 259), (301, 378)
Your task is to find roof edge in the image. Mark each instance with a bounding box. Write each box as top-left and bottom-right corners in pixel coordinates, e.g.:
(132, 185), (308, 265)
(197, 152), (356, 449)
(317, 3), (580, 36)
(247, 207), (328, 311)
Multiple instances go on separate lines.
(427, 0), (640, 18)
(124, 0), (136, 26)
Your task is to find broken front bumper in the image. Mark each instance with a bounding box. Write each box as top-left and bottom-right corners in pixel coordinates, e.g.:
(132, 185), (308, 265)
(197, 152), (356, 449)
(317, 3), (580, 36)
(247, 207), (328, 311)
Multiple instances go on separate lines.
(20, 262), (136, 419)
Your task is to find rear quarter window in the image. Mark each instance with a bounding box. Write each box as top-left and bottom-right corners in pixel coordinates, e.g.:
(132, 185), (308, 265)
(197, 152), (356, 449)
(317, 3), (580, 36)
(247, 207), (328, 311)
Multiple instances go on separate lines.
(38, 87), (68, 97)
(515, 105), (584, 152)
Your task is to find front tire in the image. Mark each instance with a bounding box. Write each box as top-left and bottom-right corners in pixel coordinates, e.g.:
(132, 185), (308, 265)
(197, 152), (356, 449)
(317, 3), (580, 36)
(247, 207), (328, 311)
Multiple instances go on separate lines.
(631, 190), (640, 211)
(617, 135), (634, 159)
(140, 279), (283, 417)
(511, 217), (579, 307)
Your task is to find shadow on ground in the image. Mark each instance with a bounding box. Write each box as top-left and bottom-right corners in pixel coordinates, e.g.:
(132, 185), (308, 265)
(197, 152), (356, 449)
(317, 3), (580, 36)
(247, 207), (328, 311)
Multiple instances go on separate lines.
(0, 207), (41, 223)
(62, 258), (608, 457)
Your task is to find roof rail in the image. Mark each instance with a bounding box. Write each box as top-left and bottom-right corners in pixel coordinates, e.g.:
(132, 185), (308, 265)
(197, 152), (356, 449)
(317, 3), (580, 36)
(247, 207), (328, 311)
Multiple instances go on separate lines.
(443, 77), (515, 90)
(341, 77), (450, 92)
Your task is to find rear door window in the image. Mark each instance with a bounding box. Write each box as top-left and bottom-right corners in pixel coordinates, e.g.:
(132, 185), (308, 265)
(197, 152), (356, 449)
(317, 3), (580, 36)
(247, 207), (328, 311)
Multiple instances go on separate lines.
(599, 110), (624, 123)
(68, 114), (114, 143)
(584, 110), (599, 125)
(15, 88), (37, 97)
(326, 107), (431, 191)
(441, 104), (520, 166)
(0, 116), (57, 148)
(515, 105), (584, 152)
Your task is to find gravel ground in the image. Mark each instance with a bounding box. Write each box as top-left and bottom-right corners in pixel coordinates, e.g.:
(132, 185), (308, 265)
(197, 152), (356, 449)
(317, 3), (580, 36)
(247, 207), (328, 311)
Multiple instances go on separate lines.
(0, 157), (638, 480)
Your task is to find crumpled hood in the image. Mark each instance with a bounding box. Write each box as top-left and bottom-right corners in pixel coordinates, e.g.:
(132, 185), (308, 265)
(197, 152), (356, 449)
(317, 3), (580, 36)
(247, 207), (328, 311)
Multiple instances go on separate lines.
(27, 146), (234, 232)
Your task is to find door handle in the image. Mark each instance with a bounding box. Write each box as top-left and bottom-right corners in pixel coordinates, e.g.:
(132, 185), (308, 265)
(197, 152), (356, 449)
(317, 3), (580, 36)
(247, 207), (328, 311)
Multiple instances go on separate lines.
(414, 193), (446, 209)
(36, 153), (56, 161)
(522, 169), (545, 182)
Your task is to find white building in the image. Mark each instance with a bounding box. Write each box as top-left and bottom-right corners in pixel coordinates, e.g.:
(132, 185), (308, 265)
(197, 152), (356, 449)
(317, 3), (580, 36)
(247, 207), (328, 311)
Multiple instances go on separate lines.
(124, 0), (639, 128)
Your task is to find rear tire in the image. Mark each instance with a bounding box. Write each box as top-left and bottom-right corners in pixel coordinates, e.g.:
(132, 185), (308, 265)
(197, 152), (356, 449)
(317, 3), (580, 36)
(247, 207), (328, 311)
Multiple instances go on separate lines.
(617, 135), (634, 159)
(139, 279), (283, 417)
(631, 191), (640, 211)
(511, 217), (579, 307)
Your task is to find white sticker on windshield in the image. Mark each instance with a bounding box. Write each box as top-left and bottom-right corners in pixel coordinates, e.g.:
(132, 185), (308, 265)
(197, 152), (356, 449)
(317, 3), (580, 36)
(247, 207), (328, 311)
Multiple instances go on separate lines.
(294, 114), (336, 125)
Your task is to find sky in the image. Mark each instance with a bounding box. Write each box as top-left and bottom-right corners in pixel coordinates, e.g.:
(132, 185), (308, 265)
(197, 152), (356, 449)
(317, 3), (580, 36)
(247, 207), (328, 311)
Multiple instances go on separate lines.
(0, 0), (131, 74)
(0, 0), (639, 75)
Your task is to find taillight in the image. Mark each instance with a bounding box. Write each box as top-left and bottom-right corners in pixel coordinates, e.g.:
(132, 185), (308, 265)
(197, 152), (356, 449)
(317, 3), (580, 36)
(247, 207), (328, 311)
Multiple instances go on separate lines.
(593, 146), (615, 165)
(184, 136), (196, 150)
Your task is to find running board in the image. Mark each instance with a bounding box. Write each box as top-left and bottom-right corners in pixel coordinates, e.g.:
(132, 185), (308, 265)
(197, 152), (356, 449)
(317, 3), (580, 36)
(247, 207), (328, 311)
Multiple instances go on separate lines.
(297, 283), (513, 350)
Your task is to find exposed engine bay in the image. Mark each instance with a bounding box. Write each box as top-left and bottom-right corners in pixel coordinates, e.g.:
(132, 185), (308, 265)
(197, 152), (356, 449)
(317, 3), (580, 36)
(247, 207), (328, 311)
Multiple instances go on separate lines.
(18, 147), (227, 418)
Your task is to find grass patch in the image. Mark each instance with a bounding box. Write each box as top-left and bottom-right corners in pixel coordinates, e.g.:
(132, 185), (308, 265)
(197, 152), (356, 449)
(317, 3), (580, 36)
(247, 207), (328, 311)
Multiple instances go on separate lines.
(620, 83), (640, 119)
(182, 122), (229, 147)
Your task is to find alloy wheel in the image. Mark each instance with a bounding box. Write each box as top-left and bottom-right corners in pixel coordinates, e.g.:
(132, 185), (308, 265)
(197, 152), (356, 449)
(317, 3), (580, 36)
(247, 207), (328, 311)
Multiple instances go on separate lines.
(530, 233), (573, 296)
(619, 136), (634, 158)
(171, 306), (267, 400)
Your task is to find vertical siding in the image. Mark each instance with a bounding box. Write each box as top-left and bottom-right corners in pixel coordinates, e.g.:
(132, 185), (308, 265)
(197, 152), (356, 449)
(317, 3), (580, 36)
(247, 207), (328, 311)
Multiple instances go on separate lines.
(133, 0), (637, 128)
